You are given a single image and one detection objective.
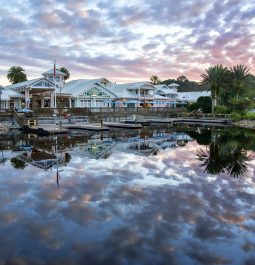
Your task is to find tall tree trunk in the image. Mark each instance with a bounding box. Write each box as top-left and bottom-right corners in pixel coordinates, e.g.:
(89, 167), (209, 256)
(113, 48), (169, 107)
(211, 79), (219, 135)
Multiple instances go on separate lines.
(212, 91), (217, 114)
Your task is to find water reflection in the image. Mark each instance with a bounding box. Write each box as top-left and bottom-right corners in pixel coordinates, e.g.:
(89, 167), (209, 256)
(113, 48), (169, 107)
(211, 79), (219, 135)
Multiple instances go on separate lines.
(0, 126), (254, 264)
(1, 126), (254, 179)
(195, 128), (254, 177)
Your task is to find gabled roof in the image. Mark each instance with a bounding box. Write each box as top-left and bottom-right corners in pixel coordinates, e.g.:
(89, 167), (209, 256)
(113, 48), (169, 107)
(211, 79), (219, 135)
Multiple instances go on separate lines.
(104, 83), (138, 98)
(111, 81), (154, 91)
(62, 78), (116, 97)
(5, 78), (42, 90)
(154, 84), (178, 94)
(5, 78), (58, 91)
(104, 81), (155, 99)
(42, 69), (66, 76)
(3, 89), (24, 99)
(0, 87), (24, 100)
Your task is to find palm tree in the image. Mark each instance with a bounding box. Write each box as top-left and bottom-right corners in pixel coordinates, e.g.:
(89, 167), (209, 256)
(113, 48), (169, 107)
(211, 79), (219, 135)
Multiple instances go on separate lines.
(228, 64), (251, 98)
(197, 143), (225, 175)
(200, 65), (228, 113)
(7, 66), (27, 84)
(225, 148), (251, 178)
(150, 75), (161, 85)
(59, 67), (70, 82)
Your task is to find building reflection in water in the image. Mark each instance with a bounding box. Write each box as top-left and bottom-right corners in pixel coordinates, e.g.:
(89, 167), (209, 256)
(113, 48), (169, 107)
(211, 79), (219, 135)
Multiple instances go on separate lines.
(1, 126), (254, 179)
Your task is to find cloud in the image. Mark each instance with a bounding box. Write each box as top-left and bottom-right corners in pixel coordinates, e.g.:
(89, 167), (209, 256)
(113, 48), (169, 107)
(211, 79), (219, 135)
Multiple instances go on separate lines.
(0, 0), (254, 85)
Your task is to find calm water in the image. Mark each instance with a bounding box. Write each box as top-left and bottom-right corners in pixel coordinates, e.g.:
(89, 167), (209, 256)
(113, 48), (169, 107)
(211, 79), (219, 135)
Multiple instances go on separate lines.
(0, 126), (255, 265)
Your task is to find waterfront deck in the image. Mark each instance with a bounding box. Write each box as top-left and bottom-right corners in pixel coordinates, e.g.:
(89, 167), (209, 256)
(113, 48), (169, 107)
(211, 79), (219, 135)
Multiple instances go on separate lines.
(22, 125), (69, 136)
(63, 123), (109, 131)
(104, 122), (143, 129)
(125, 117), (231, 125)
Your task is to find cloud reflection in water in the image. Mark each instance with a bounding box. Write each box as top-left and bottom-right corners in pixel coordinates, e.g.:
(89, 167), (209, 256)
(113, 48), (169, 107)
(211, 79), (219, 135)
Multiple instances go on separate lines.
(0, 128), (255, 264)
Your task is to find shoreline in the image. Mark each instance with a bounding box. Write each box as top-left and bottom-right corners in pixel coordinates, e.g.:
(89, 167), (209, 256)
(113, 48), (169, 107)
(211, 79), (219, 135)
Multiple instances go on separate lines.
(234, 120), (255, 130)
(0, 121), (12, 134)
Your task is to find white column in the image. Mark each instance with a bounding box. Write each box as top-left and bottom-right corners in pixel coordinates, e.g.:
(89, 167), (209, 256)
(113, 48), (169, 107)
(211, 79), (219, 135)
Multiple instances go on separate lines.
(50, 91), (54, 108)
(25, 89), (30, 108)
(54, 92), (57, 108)
(69, 98), (72, 108)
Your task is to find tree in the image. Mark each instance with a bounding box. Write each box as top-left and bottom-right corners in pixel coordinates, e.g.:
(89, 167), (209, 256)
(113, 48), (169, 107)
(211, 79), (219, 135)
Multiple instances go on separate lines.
(196, 129), (252, 178)
(7, 66), (27, 84)
(150, 75), (161, 85)
(200, 65), (228, 114)
(59, 67), (70, 82)
(197, 96), (212, 113)
(177, 75), (188, 83)
(228, 64), (251, 98)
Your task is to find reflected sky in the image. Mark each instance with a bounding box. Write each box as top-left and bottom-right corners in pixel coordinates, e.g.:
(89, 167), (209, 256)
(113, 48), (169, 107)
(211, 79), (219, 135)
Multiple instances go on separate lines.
(0, 127), (255, 264)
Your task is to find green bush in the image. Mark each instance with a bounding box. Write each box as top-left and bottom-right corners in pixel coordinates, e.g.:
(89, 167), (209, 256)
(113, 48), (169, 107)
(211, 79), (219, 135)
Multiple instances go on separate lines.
(230, 98), (253, 114)
(187, 103), (199, 112)
(230, 112), (242, 121)
(215, 105), (229, 114)
(244, 112), (255, 120)
(187, 96), (212, 113)
(197, 96), (212, 113)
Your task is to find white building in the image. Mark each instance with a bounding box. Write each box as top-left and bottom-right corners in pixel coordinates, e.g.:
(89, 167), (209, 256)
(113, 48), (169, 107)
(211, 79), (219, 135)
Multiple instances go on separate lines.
(62, 78), (178, 108)
(5, 70), (72, 108)
(154, 84), (178, 107)
(177, 91), (211, 103)
(3, 68), (180, 109)
(0, 86), (24, 109)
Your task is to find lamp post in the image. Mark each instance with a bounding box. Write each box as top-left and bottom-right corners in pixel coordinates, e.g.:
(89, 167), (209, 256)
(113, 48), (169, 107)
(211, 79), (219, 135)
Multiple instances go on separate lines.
(59, 86), (63, 130)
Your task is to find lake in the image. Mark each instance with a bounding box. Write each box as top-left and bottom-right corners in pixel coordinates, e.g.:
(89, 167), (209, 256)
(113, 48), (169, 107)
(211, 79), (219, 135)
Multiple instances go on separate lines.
(0, 125), (255, 265)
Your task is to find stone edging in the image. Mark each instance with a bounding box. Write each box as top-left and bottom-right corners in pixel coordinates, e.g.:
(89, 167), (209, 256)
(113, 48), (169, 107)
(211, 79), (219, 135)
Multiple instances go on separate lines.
(234, 120), (255, 130)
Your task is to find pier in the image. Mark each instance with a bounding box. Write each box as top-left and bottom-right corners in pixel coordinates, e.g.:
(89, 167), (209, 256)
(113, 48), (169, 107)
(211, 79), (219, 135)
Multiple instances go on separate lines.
(63, 123), (109, 131)
(22, 125), (69, 136)
(104, 122), (143, 129)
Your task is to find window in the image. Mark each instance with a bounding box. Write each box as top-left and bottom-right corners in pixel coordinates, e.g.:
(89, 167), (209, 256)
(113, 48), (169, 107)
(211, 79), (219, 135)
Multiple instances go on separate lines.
(80, 99), (90, 107)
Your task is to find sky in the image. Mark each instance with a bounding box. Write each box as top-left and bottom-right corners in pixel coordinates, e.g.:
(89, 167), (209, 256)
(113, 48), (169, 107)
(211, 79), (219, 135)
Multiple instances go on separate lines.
(0, 0), (255, 85)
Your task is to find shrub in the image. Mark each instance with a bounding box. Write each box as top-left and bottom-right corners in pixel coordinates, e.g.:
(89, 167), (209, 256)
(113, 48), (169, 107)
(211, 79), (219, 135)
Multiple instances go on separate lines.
(196, 96), (212, 113)
(230, 98), (253, 114)
(187, 103), (199, 112)
(215, 105), (229, 114)
(244, 112), (255, 120)
(230, 112), (242, 121)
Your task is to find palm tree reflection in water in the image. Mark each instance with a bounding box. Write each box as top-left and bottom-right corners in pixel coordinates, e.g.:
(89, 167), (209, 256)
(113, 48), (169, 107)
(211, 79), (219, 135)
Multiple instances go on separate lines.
(196, 130), (253, 178)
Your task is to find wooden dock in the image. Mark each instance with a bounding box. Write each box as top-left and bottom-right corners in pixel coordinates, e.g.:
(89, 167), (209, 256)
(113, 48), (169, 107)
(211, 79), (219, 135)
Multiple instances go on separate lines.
(125, 118), (231, 125)
(173, 118), (231, 124)
(22, 125), (69, 136)
(63, 123), (109, 131)
(104, 122), (143, 129)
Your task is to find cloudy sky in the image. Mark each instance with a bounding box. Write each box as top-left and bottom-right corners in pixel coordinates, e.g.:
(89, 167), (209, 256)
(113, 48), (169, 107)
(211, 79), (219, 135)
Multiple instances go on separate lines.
(0, 0), (255, 85)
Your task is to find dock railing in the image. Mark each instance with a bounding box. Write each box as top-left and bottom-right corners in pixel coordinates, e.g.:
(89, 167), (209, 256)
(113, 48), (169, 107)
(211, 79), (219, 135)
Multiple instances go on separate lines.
(9, 107), (231, 126)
